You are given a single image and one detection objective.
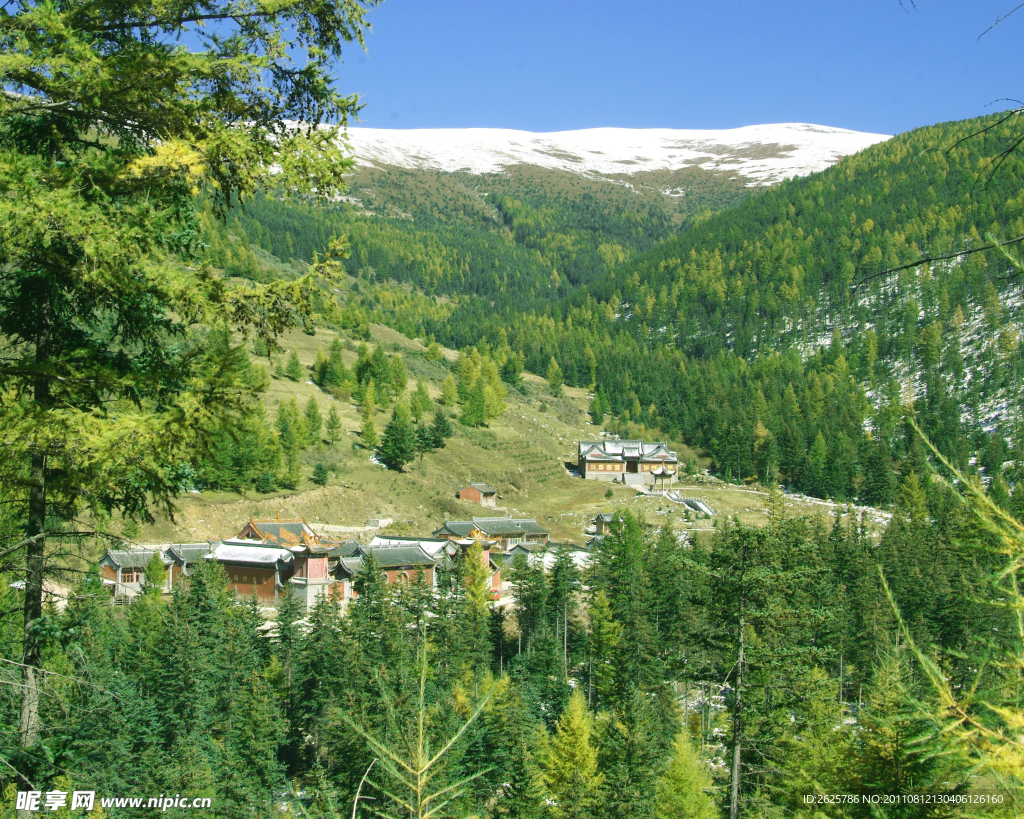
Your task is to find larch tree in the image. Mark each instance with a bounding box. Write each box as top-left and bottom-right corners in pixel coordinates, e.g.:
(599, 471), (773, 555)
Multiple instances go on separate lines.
(539, 690), (603, 819)
(654, 731), (718, 819)
(461, 379), (489, 427)
(441, 373), (459, 407)
(0, 0), (378, 775)
(546, 358), (564, 396)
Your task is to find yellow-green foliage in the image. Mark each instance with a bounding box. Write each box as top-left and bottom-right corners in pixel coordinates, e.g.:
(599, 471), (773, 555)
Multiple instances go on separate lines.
(893, 423), (1024, 807)
(455, 347), (507, 424)
(538, 690), (603, 819)
(655, 730), (719, 819)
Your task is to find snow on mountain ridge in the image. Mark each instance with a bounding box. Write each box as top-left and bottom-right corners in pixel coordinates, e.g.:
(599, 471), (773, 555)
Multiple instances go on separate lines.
(345, 124), (891, 187)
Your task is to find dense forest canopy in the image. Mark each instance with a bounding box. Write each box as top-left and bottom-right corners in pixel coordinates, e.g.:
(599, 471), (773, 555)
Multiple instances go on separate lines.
(2, 495), (1022, 817)
(210, 114), (1024, 504)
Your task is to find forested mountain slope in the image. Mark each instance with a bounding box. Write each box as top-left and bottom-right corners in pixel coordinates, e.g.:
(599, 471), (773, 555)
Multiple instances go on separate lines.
(212, 160), (748, 303)
(209, 113), (1024, 505)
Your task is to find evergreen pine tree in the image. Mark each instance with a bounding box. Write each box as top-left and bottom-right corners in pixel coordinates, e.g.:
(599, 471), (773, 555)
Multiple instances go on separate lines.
(285, 350), (304, 381)
(805, 430), (829, 497)
(311, 462), (329, 486)
(410, 378), (431, 422)
(895, 471), (928, 522)
(853, 648), (960, 798)
(588, 590), (621, 709)
(501, 350), (524, 389)
(390, 354), (408, 399)
(378, 401), (417, 471)
(360, 380), (378, 450)
(479, 677), (545, 819)
(430, 409), (454, 447)
(313, 348), (328, 385)
(862, 438), (895, 507)
(1011, 479), (1024, 523)
(304, 395), (323, 444)
(276, 398), (304, 487)
(324, 405), (342, 444)
(414, 423), (436, 461)
(988, 474), (1011, 510)
(325, 338), (348, 392)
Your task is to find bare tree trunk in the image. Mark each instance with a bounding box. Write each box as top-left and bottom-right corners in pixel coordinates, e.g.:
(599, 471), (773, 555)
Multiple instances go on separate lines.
(20, 323), (50, 760)
(19, 454), (45, 752)
(729, 613), (744, 819)
(563, 601), (568, 679)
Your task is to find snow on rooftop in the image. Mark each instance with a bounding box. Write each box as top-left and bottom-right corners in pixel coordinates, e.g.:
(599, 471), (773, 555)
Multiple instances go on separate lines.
(344, 124), (891, 187)
(208, 545), (293, 565)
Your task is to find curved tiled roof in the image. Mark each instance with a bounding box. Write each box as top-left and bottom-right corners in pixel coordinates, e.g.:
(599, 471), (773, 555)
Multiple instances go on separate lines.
(234, 518), (322, 548)
(578, 440), (677, 460)
(99, 548), (166, 570)
(368, 536), (449, 557)
(434, 517), (547, 538)
(164, 544), (214, 564)
(352, 545), (438, 566)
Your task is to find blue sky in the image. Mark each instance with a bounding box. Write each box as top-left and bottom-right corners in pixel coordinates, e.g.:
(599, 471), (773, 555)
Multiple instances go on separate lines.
(336, 0), (1021, 135)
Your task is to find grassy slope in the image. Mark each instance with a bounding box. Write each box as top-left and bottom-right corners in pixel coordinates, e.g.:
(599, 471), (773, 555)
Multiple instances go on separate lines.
(138, 323), (883, 547)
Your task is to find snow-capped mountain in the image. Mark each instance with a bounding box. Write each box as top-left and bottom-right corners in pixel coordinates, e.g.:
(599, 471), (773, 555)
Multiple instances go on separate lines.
(344, 124), (890, 187)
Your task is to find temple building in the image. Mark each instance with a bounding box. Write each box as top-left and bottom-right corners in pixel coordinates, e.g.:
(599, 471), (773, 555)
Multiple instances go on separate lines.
(434, 517), (549, 551)
(577, 440), (678, 486)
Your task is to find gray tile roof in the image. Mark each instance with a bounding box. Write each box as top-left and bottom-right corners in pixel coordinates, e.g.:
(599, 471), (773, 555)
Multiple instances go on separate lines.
(508, 542), (548, 554)
(164, 543), (213, 564)
(353, 545), (438, 567)
(368, 536), (449, 557)
(323, 541), (361, 558)
(465, 482), (496, 494)
(99, 548), (165, 570)
(335, 557), (362, 577)
(434, 517), (548, 538)
(578, 440), (677, 461)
